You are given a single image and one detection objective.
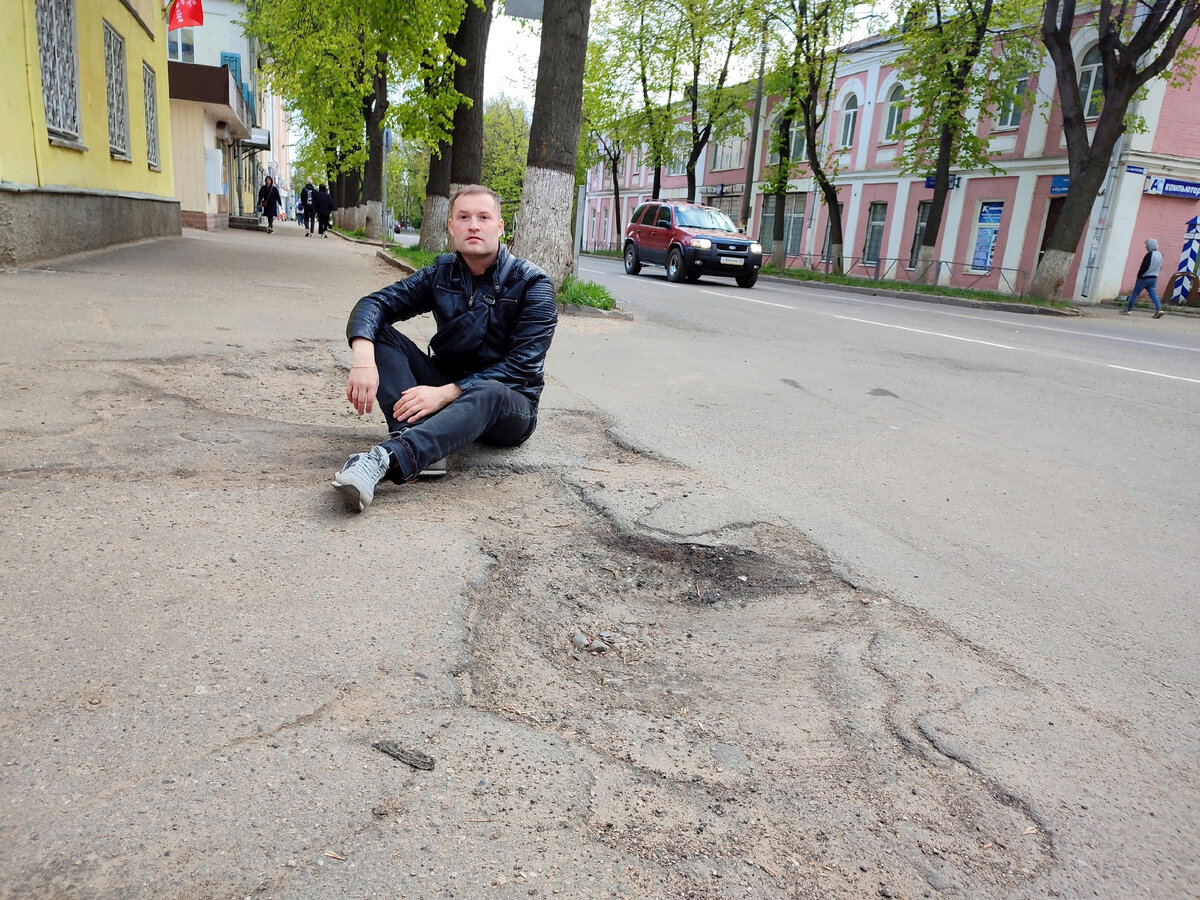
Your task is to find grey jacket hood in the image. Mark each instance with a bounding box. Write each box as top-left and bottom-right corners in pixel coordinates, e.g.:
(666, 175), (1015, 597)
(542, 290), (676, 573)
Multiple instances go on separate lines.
(1146, 238), (1159, 250)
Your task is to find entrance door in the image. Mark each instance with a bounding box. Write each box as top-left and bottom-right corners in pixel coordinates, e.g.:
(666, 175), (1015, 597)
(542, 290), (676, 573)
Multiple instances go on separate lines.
(1039, 197), (1065, 265)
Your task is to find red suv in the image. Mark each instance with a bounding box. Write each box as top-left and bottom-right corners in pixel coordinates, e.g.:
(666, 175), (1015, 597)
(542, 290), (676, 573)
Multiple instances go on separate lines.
(623, 201), (763, 288)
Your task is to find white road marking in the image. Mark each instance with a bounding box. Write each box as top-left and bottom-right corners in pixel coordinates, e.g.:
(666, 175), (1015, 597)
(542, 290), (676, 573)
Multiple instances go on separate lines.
(700, 289), (796, 310)
(831, 314), (1017, 350)
(1106, 365), (1200, 384)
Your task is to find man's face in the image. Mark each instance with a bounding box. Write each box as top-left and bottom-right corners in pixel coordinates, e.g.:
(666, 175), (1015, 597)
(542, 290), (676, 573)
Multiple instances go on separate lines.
(448, 193), (504, 263)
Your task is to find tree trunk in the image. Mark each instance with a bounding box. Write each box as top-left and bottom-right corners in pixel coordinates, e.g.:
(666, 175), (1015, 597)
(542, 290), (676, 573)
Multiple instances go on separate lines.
(915, 125), (955, 283)
(345, 169), (363, 231)
(771, 190), (787, 269)
(651, 165), (661, 199)
(361, 53), (389, 241)
(512, 0), (593, 287)
(420, 140), (452, 252)
(609, 153), (623, 249)
(1027, 165), (1107, 299)
(449, 0), (494, 196)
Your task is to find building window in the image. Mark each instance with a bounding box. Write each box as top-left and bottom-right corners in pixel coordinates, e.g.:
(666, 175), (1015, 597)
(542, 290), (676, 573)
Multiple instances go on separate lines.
(710, 194), (740, 222)
(883, 85), (906, 142)
(840, 95), (859, 148)
(103, 20), (130, 159)
(995, 75), (1028, 129)
(760, 192), (807, 257)
(909, 200), (931, 267)
(167, 26), (195, 62)
(1078, 47), (1102, 120)
(143, 63), (160, 170)
(35, 0), (82, 142)
(711, 134), (746, 171)
(862, 202), (887, 264)
(766, 116), (805, 165)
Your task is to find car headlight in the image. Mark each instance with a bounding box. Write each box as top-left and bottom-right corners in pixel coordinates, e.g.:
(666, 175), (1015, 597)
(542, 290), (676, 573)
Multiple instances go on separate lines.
(749, 242), (762, 254)
(690, 238), (712, 249)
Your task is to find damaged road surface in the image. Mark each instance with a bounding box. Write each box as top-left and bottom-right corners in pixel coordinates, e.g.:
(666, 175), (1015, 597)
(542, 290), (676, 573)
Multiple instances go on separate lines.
(0, 231), (1193, 899)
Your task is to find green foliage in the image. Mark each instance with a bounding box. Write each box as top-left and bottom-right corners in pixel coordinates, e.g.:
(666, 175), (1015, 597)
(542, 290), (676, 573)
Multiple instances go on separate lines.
(482, 96), (530, 225)
(242, 0), (465, 179)
(557, 276), (617, 310)
(387, 245), (440, 268)
(386, 140), (429, 228)
(890, 0), (1040, 178)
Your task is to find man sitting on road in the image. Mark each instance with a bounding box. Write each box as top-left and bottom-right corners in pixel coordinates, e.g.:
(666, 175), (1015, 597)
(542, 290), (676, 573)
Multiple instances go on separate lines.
(332, 184), (558, 512)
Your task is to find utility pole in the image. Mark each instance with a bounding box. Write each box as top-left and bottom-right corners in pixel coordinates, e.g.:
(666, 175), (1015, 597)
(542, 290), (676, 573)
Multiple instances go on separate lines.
(740, 26), (769, 231)
(381, 127), (391, 247)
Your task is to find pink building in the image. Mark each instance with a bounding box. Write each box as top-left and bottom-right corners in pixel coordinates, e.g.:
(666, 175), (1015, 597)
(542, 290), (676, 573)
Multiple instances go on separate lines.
(582, 25), (1200, 304)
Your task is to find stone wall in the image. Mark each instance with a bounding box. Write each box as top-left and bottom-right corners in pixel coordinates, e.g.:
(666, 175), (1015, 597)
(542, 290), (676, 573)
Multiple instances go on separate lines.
(0, 187), (182, 267)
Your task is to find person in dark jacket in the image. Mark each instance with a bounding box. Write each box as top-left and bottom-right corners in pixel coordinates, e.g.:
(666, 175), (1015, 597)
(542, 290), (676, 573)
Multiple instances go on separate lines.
(256, 175), (282, 233)
(314, 183), (334, 237)
(331, 184), (557, 512)
(297, 176), (318, 236)
(1122, 237), (1165, 318)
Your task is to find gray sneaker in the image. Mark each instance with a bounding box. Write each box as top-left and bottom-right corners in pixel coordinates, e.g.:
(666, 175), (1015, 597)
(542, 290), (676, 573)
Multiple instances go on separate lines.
(331, 445), (391, 511)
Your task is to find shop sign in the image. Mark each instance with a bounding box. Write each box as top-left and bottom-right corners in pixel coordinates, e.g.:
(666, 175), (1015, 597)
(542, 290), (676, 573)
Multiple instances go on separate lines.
(1145, 176), (1200, 199)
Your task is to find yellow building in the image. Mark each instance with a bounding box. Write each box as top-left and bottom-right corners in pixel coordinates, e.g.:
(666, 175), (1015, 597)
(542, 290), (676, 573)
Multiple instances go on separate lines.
(1, 0), (180, 266)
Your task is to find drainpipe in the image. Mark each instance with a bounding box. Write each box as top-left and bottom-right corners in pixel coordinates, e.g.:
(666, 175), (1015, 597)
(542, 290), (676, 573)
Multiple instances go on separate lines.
(21, 0), (45, 186)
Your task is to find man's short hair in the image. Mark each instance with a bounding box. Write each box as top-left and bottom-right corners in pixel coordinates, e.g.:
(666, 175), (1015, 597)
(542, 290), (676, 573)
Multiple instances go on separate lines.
(449, 184), (502, 217)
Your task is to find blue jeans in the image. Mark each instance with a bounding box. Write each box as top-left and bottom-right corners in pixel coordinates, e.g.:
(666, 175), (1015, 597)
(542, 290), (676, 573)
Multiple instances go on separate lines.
(1127, 276), (1161, 311)
(372, 325), (537, 481)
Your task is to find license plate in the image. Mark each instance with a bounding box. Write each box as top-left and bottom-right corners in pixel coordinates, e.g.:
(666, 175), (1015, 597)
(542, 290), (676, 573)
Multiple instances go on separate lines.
(719, 256), (744, 266)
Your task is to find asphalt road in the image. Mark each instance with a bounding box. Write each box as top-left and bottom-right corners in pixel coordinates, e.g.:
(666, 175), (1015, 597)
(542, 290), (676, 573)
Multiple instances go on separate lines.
(556, 255), (1200, 894)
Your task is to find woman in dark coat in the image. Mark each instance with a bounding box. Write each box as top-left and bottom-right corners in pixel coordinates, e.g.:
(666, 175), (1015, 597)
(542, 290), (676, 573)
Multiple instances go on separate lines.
(315, 183), (334, 237)
(256, 175), (282, 233)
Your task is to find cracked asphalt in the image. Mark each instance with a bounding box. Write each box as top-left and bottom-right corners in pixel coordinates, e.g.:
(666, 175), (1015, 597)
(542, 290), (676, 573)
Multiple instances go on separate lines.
(0, 228), (1192, 898)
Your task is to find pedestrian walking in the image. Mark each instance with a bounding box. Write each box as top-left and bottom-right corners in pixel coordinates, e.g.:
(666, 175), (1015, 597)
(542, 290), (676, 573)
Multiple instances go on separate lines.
(1123, 238), (1165, 318)
(297, 177), (318, 236)
(256, 175), (282, 234)
(315, 183), (334, 238)
(330, 184), (558, 512)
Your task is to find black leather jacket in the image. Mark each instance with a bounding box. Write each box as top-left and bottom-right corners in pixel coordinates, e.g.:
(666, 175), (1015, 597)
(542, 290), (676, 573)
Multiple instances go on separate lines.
(346, 245), (557, 405)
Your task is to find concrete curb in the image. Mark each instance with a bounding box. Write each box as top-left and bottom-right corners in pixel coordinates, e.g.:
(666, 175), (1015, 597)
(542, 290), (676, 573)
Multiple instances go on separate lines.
(557, 302), (633, 320)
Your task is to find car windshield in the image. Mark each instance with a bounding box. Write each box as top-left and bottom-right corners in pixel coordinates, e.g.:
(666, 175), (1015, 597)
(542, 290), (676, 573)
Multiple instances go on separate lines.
(675, 207), (738, 232)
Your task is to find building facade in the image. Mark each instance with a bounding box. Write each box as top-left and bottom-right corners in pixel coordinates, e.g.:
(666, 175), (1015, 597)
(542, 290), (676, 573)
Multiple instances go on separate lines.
(582, 23), (1200, 304)
(2, 0), (180, 266)
(166, 0), (290, 230)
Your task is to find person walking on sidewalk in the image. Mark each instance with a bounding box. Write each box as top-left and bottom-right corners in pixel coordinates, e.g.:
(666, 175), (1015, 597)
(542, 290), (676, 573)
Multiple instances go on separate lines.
(297, 177), (318, 236)
(1123, 238), (1165, 318)
(331, 184), (557, 512)
(256, 176), (282, 234)
(315, 183), (334, 237)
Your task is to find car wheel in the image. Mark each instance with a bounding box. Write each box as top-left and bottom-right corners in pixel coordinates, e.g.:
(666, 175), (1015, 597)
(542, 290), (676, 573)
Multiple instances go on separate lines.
(736, 271), (759, 288)
(623, 242), (642, 275)
(666, 248), (686, 283)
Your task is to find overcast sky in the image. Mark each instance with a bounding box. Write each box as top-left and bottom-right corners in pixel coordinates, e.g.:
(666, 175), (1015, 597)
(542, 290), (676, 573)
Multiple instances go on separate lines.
(484, 14), (541, 108)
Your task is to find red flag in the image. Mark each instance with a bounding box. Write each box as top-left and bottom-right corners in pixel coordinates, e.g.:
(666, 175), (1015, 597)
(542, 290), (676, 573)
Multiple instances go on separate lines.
(168, 0), (203, 30)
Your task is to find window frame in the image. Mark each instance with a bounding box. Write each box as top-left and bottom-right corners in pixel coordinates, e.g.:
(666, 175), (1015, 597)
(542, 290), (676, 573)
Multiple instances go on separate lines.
(862, 202), (888, 265)
(143, 62), (160, 170)
(759, 192), (807, 257)
(1078, 47), (1102, 120)
(35, 0), (84, 146)
(994, 74), (1028, 130)
(839, 95), (859, 149)
(883, 85), (906, 143)
(103, 19), (131, 161)
(711, 133), (747, 172)
(167, 26), (195, 63)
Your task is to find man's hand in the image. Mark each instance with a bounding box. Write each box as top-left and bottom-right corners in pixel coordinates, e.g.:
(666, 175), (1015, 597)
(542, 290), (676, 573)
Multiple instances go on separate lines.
(393, 383), (462, 424)
(346, 366), (379, 415)
(346, 338), (378, 415)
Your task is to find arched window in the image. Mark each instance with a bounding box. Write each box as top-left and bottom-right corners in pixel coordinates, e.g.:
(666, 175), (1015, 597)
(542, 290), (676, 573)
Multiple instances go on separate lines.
(840, 95), (859, 148)
(883, 85), (906, 142)
(1078, 46), (1102, 119)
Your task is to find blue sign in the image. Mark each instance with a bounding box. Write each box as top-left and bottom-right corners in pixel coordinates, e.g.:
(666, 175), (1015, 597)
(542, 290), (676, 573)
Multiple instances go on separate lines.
(924, 175), (960, 189)
(978, 201), (1004, 225)
(1126, 165), (1145, 174)
(1050, 175), (1070, 195)
(1146, 176), (1200, 199)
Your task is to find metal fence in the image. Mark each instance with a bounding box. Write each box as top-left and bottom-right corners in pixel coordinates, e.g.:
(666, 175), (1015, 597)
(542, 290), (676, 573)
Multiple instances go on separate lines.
(582, 239), (1030, 298)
